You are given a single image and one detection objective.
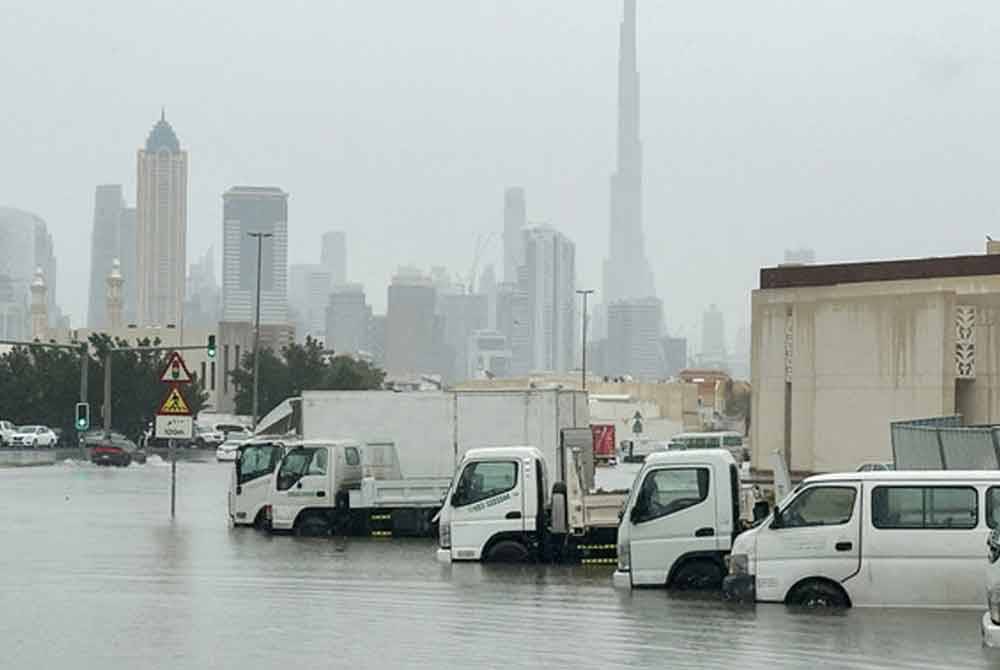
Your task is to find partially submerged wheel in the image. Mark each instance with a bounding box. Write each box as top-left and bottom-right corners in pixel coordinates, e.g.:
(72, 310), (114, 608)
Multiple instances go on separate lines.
(294, 513), (331, 538)
(484, 540), (529, 563)
(670, 559), (723, 591)
(788, 580), (849, 609)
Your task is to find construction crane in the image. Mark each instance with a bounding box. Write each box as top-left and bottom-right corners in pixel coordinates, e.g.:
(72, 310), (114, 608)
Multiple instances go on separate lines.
(466, 232), (498, 294)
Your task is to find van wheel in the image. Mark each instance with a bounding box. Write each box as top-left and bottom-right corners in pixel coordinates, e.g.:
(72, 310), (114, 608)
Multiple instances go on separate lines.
(787, 580), (849, 609)
(670, 559), (723, 590)
(484, 540), (529, 563)
(294, 513), (331, 538)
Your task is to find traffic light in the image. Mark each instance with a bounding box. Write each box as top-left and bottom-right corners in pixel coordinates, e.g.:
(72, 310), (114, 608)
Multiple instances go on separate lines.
(207, 334), (216, 359)
(75, 402), (90, 431)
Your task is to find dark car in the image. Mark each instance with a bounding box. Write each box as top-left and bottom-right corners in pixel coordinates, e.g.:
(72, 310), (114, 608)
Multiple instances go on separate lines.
(85, 431), (145, 467)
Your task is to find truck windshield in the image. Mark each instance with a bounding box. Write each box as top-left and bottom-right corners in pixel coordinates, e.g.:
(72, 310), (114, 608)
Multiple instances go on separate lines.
(237, 444), (282, 485)
(276, 448), (326, 491)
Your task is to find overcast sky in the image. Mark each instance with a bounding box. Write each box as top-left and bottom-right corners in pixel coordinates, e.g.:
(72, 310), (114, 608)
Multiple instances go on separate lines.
(4, 1), (1000, 349)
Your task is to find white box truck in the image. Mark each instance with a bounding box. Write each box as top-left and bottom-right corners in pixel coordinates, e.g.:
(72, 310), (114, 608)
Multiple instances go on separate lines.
(241, 388), (596, 538)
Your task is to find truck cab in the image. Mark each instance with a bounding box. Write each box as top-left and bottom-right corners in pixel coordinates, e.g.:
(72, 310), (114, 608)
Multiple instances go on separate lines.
(268, 440), (364, 535)
(613, 449), (740, 590)
(228, 439), (288, 528)
(437, 447), (548, 562)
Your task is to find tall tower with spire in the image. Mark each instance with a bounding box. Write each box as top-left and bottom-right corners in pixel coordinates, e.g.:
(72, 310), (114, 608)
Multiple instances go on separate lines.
(106, 259), (124, 331)
(136, 109), (188, 327)
(603, 0), (655, 303)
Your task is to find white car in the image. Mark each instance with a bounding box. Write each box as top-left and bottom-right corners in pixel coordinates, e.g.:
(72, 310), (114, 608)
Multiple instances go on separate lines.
(10, 425), (57, 448)
(216, 438), (245, 462)
(0, 420), (15, 446)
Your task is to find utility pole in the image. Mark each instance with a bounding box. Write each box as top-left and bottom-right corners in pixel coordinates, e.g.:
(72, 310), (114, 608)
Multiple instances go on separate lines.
(79, 342), (88, 458)
(576, 289), (595, 391)
(103, 353), (112, 437)
(248, 232), (272, 430)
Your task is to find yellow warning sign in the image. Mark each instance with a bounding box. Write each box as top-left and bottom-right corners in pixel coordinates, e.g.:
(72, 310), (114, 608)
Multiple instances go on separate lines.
(158, 387), (191, 416)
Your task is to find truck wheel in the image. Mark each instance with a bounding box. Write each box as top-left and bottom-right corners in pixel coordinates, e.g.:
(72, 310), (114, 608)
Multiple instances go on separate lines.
(670, 559), (723, 591)
(484, 540), (529, 563)
(294, 513), (331, 538)
(787, 580), (849, 609)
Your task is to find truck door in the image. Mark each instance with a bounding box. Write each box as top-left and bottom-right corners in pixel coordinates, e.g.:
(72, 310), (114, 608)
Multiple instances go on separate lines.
(448, 459), (524, 560)
(232, 443), (283, 525)
(271, 447), (333, 529)
(753, 483), (861, 603)
(628, 466), (717, 586)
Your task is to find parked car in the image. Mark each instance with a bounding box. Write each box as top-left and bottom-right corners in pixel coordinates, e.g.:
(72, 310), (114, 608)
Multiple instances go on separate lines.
(0, 420), (15, 446)
(9, 425), (58, 448)
(193, 425), (226, 449)
(216, 437), (245, 462)
(85, 431), (145, 467)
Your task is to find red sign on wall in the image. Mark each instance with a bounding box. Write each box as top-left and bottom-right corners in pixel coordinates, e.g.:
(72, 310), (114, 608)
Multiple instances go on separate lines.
(591, 424), (616, 459)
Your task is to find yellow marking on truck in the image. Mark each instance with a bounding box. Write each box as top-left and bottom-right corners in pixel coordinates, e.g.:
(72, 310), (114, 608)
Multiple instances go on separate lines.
(581, 558), (617, 565)
(370, 531), (393, 537)
(370, 514), (391, 521)
(578, 544), (616, 550)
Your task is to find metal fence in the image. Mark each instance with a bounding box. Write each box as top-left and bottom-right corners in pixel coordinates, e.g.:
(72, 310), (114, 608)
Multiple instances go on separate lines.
(891, 416), (1000, 470)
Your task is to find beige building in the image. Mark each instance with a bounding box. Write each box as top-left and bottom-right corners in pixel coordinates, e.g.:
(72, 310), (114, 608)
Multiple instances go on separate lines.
(216, 321), (296, 413)
(752, 246), (1000, 474)
(136, 111), (188, 328)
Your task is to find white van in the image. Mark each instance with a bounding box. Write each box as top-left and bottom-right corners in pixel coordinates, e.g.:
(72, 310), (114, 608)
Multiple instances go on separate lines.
(723, 471), (1000, 608)
(613, 449), (744, 589)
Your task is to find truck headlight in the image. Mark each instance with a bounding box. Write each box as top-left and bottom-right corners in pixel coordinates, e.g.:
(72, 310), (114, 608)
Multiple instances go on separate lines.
(728, 553), (749, 576)
(439, 522), (451, 549)
(617, 542), (630, 571)
(990, 588), (1000, 625)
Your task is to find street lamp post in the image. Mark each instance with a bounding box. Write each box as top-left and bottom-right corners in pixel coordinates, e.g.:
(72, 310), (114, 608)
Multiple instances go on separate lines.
(248, 232), (273, 431)
(576, 289), (595, 391)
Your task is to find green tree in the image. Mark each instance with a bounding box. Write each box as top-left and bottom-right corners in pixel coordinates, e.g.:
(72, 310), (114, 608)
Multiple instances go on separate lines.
(230, 336), (385, 417)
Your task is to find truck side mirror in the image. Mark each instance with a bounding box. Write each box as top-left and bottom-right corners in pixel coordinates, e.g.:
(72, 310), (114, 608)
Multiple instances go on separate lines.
(752, 500), (770, 524)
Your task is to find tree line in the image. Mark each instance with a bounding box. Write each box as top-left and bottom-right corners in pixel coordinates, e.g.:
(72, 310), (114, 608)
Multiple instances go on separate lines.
(0, 334), (384, 444)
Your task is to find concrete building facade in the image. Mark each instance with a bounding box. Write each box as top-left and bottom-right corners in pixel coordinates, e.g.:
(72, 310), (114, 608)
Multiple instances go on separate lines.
(321, 231), (347, 286)
(522, 225), (576, 374)
(289, 264), (332, 341)
(606, 297), (663, 380)
(752, 249), (1000, 474)
(87, 184), (124, 330)
(385, 267), (438, 376)
(326, 283), (371, 356)
(136, 111), (187, 327)
(503, 187), (526, 283)
(221, 186), (289, 325)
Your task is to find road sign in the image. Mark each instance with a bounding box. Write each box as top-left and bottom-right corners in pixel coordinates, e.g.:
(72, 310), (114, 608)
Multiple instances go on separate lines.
(155, 415), (193, 440)
(159, 351), (193, 384)
(158, 386), (192, 416)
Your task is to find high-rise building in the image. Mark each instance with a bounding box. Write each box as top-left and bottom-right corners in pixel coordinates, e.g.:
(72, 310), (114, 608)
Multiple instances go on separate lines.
(221, 186), (289, 325)
(602, 0), (655, 303)
(184, 247), (221, 331)
(119, 206), (138, 326)
(87, 184), (124, 329)
(503, 187), (526, 283)
(326, 283), (371, 355)
(701, 304), (727, 366)
(385, 267), (438, 376)
(521, 225), (576, 373)
(606, 297), (664, 380)
(662, 335), (688, 378)
(368, 314), (387, 368)
(136, 111), (188, 327)
(783, 248), (816, 265)
(289, 264), (332, 341)
(321, 231), (347, 286)
(0, 207), (59, 337)
(496, 280), (531, 376)
(438, 292), (488, 382)
(479, 263), (497, 330)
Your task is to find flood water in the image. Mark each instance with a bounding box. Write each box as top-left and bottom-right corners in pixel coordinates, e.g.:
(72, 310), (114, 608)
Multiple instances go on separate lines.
(1, 460), (996, 669)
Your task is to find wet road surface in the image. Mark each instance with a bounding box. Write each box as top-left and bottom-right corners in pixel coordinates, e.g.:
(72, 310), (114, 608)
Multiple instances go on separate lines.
(0, 459), (994, 669)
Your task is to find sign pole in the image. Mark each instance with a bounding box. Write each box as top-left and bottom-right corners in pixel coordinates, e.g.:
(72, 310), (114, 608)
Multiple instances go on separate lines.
(170, 438), (176, 519)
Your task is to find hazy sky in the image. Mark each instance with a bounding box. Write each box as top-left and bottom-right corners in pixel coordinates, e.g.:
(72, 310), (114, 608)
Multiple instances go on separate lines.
(5, 1), (1000, 348)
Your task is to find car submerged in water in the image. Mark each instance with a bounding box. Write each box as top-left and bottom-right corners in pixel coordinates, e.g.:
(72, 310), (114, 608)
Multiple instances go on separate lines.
(85, 432), (146, 467)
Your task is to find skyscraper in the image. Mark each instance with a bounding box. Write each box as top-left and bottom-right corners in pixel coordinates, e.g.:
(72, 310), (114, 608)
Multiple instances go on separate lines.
(289, 263), (332, 340)
(221, 186), (289, 325)
(701, 304), (726, 366)
(602, 0), (655, 303)
(606, 297), (663, 380)
(521, 225), (576, 373)
(136, 111), (188, 326)
(321, 231), (347, 286)
(496, 280), (531, 376)
(503, 187), (526, 283)
(184, 247), (221, 330)
(385, 267), (438, 376)
(326, 283), (371, 355)
(87, 185), (124, 329)
(0, 207), (59, 337)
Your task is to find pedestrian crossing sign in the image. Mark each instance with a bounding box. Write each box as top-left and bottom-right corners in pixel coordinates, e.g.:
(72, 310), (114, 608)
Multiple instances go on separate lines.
(158, 386), (192, 416)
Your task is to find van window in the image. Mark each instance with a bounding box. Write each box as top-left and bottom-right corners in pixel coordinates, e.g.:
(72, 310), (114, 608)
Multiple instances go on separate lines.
(779, 486), (856, 528)
(872, 486), (978, 530)
(988, 488), (1000, 529)
(452, 461), (517, 507)
(345, 447), (360, 466)
(634, 468), (710, 524)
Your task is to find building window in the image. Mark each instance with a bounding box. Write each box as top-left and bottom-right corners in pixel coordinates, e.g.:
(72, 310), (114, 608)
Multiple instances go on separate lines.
(210, 362), (216, 391)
